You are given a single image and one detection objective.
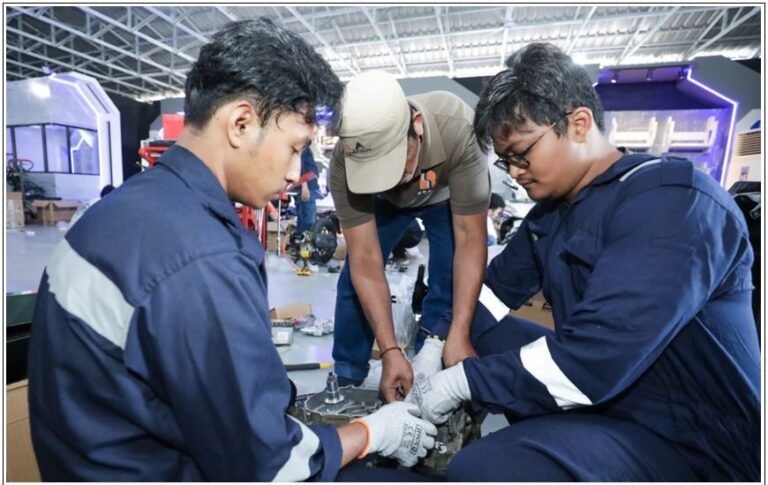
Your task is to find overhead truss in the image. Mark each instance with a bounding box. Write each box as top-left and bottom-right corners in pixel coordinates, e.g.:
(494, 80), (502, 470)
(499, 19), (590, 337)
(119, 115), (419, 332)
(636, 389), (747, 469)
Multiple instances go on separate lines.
(4, 5), (762, 101)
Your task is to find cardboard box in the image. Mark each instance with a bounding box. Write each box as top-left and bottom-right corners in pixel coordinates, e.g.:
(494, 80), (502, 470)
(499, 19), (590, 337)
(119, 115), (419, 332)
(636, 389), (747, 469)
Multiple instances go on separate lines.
(270, 303), (313, 320)
(6, 380), (41, 482)
(31, 199), (80, 225)
(510, 292), (554, 330)
(6, 192), (25, 229)
(266, 221), (281, 253)
(270, 303), (313, 346)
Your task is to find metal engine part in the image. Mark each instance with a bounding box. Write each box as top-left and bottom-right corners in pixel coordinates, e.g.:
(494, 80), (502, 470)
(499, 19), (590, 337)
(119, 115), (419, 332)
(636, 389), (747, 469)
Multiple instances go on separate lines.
(290, 373), (484, 476)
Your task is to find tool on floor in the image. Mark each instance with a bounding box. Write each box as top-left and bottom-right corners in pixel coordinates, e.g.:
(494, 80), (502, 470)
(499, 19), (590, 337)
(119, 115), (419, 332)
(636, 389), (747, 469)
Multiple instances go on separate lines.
(284, 362), (334, 372)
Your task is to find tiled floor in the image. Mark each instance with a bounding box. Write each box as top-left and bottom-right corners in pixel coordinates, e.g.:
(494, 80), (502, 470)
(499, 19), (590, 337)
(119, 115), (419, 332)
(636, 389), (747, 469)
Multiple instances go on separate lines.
(6, 224), (70, 293)
(6, 222), (508, 435)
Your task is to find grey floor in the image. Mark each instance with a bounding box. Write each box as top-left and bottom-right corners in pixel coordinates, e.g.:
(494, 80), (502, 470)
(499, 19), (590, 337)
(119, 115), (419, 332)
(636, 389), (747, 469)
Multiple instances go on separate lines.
(6, 222), (507, 436)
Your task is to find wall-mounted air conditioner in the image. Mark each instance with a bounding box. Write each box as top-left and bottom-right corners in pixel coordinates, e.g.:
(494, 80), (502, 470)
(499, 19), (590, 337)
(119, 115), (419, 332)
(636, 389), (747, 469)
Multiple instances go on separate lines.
(725, 128), (762, 189)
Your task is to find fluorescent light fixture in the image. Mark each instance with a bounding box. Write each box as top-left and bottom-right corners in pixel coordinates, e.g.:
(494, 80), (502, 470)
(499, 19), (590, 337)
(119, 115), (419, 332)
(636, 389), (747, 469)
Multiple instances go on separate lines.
(686, 69), (738, 187)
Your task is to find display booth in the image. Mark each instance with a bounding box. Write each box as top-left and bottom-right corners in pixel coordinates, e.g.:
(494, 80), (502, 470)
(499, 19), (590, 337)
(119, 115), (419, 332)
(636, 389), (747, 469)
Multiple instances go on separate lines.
(6, 72), (122, 201)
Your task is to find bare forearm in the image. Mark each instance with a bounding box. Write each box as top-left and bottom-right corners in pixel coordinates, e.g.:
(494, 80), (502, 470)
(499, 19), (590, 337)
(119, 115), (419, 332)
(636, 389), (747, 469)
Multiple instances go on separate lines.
(450, 215), (487, 336)
(349, 252), (398, 349)
(338, 422), (368, 467)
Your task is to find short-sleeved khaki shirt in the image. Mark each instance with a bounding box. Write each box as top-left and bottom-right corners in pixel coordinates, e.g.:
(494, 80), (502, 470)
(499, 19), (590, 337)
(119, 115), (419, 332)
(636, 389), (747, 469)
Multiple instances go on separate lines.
(330, 91), (491, 229)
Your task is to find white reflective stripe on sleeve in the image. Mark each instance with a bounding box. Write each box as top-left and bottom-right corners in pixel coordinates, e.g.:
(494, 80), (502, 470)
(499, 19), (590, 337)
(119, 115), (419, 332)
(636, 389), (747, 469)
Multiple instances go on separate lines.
(520, 336), (592, 410)
(619, 158), (662, 181)
(46, 239), (134, 350)
(273, 416), (321, 482)
(479, 284), (510, 321)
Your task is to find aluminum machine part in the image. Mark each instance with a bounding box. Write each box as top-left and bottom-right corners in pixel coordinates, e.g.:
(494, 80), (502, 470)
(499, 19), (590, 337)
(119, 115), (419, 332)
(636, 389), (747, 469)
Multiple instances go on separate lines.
(290, 373), (485, 476)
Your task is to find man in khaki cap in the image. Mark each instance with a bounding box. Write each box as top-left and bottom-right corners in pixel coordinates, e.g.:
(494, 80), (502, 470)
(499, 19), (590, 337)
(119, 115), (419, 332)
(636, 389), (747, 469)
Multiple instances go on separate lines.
(329, 70), (491, 402)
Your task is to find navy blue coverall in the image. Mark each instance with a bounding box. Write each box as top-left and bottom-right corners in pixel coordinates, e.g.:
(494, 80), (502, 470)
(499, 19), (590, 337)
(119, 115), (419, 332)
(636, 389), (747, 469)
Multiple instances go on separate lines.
(447, 154), (760, 481)
(27, 146), (343, 481)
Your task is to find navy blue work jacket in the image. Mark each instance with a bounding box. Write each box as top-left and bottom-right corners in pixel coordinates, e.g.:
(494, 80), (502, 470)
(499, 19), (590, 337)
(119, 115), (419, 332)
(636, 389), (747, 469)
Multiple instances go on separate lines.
(27, 145), (342, 481)
(463, 153), (759, 480)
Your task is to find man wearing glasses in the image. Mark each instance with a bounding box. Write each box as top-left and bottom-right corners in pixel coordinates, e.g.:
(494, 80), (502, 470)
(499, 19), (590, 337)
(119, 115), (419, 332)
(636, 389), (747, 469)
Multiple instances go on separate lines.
(406, 43), (759, 481)
(329, 71), (491, 401)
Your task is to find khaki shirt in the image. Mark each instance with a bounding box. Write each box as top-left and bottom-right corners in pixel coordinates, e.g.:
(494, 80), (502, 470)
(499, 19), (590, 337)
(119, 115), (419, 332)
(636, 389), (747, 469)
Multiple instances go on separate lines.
(330, 91), (491, 229)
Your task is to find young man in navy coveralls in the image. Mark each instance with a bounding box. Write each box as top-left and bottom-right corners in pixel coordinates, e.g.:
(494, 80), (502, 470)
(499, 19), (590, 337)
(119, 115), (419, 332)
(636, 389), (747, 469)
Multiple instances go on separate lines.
(27, 18), (437, 481)
(407, 43), (760, 481)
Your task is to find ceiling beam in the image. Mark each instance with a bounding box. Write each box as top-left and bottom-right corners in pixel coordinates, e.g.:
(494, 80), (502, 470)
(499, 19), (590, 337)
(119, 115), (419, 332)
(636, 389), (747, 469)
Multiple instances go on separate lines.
(215, 6), (238, 22)
(618, 6), (681, 64)
(142, 6), (209, 44)
(361, 7), (406, 76)
(334, 18), (363, 73)
(55, 12), (129, 50)
(78, 6), (196, 65)
(434, 7), (454, 76)
(17, 8), (187, 82)
(565, 6), (597, 54)
(315, 6), (730, 51)
(682, 8), (728, 59)
(499, 6), (515, 66)
(106, 6), (734, 55)
(113, 72), (181, 81)
(5, 44), (156, 95)
(6, 25), (178, 92)
(616, 10), (653, 62)
(688, 7), (760, 58)
(285, 6), (359, 75)
(386, 13), (407, 74)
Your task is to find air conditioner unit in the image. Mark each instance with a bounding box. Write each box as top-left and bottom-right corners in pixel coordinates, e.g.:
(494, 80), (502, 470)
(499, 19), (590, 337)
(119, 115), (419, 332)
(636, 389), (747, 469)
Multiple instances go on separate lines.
(724, 128), (762, 189)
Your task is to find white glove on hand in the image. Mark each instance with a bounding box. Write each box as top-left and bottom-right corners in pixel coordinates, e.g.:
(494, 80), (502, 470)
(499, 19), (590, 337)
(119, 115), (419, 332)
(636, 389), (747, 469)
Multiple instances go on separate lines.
(357, 401), (437, 467)
(406, 362), (471, 424)
(410, 337), (444, 380)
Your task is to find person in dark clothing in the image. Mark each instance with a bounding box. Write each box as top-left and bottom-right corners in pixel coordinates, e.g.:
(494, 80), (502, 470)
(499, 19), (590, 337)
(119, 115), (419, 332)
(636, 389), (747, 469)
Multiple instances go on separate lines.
(486, 192), (505, 245)
(407, 42), (760, 482)
(28, 18), (436, 482)
(296, 146), (320, 234)
(391, 219), (423, 262)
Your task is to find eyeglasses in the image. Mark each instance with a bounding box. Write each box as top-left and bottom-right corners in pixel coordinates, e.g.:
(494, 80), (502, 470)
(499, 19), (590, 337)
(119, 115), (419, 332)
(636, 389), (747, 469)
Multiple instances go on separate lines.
(494, 111), (573, 171)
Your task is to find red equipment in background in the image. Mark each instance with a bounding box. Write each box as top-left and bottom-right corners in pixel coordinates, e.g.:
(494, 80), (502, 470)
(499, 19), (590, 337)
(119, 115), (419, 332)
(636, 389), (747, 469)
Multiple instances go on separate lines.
(137, 120), (317, 251)
(137, 144), (170, 167)
(161, 114), (184, 140)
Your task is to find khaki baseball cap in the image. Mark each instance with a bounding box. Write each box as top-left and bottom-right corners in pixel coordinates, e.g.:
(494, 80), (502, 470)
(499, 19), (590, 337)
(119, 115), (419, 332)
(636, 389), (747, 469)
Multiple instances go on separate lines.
(338, 71), (410, 194)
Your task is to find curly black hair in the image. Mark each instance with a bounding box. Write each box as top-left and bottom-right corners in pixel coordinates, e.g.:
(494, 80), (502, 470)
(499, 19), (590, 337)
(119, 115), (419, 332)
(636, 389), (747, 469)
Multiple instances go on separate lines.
(473, 43), (604, 153)
(184, 18), (343, 131)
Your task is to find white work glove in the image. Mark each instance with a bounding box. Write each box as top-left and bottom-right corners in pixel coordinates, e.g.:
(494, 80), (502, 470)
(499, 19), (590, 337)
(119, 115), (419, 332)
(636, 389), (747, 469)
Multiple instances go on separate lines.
(406, 362), (471, 424)
(410, 337), (444, 380)
(354, 401), (437, 467)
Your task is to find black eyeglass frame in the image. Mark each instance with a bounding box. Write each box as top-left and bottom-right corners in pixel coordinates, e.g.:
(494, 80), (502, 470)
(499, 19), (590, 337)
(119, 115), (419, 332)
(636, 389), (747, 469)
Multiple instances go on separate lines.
(494, 111), (574, 172)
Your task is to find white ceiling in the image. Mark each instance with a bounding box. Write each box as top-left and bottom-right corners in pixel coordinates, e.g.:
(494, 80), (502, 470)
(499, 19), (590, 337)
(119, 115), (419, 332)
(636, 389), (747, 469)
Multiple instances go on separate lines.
(5, 5), (763, 101)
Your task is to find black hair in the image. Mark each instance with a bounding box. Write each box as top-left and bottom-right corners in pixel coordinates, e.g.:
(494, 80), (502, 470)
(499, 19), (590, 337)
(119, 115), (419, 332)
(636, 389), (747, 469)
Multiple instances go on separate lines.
(184, 18), (343, 130)
(100, 184), (115, 198)
(489, 193), (505, 210)
(473, 43), (604, 153)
